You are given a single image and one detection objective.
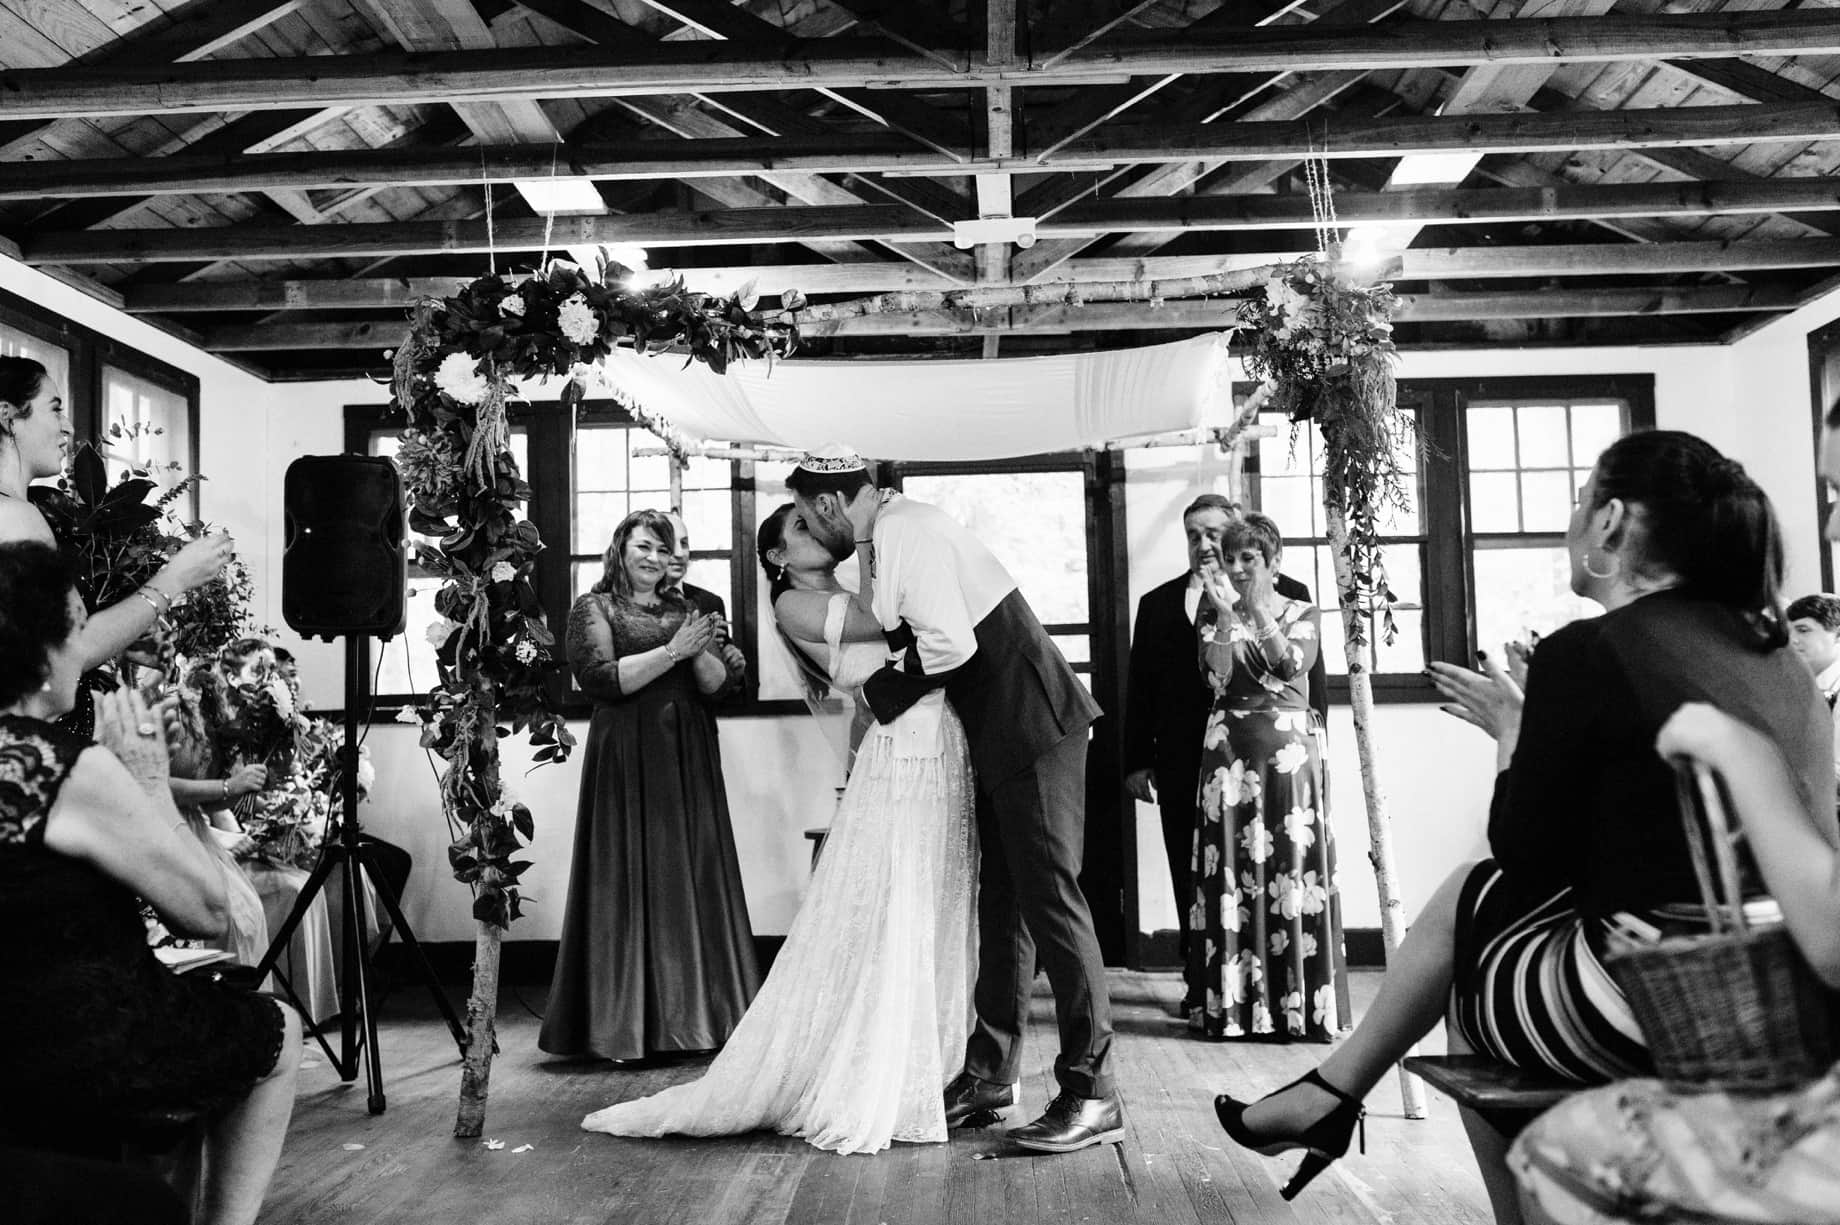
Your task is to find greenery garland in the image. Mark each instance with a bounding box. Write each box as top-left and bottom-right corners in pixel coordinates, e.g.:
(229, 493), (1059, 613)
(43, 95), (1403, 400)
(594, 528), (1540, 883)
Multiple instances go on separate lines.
(388, 254), (799, 933)
(1238, 255), (1406, 653)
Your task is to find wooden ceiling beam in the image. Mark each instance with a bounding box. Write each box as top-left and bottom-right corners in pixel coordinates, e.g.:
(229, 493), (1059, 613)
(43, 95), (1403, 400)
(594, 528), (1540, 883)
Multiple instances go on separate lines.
(22, 101), (1836, 200)
(194, 281), (1808, 349)
(0, 0), (310, 159)
(119, 236), (1840, 313)
(39, 178), (1840, 264)
(5, 14), (1837, 119)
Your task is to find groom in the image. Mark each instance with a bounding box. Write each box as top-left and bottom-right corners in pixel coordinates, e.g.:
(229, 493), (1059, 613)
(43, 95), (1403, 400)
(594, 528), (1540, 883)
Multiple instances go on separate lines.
(788, 446), (1122, 1154)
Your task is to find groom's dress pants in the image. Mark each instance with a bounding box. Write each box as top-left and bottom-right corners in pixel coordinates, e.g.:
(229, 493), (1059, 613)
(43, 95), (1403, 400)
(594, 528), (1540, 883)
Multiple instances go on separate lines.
(964, 728), (1115, 1099)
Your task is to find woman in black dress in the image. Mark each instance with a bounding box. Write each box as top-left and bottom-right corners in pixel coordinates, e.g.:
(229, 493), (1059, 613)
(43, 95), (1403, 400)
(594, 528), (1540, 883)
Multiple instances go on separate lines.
(540, 509), (758, 1060)
(1211, 432), (1827, 1220)
(0, 542), (301, 1225)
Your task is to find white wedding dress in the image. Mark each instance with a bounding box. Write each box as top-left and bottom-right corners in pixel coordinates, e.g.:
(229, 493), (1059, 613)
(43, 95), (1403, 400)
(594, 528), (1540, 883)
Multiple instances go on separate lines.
(580, 593), (979, 1155)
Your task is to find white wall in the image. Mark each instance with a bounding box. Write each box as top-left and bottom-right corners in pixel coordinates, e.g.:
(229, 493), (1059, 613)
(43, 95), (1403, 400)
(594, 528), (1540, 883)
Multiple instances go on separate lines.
(10, 251), (1833, 948)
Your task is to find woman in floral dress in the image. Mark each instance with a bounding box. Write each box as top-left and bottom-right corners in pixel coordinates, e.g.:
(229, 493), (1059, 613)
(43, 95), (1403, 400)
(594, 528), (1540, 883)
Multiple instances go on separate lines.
(1190, 513), (1348, 1043)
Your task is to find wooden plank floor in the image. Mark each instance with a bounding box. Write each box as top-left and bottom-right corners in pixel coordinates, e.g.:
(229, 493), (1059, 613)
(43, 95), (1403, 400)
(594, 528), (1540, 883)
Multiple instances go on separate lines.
(265, 970), (1493, 1225)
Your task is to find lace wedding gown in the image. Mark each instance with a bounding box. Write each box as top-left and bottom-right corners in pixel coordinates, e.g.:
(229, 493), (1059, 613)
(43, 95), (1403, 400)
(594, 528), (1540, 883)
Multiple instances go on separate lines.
(581, 594), (978, 1154)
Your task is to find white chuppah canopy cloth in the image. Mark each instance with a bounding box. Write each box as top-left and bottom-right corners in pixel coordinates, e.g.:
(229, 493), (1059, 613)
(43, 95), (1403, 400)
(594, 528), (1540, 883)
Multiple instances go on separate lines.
(595, 333), (1230, 460)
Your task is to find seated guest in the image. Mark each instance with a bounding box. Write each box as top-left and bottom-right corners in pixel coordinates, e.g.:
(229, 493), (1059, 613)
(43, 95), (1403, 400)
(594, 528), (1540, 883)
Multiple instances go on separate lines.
(0, 542), (302, 1225)
(1786, 592), (1840, 792)
(1211, 432), (1827, 1223)
(1512, 701), (1840, 1225)
(1123, 494), (1326, 1015)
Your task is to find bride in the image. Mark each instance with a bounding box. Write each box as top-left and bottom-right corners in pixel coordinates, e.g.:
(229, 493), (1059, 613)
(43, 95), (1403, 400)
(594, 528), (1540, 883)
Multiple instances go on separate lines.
(580, 498), (978, 1155)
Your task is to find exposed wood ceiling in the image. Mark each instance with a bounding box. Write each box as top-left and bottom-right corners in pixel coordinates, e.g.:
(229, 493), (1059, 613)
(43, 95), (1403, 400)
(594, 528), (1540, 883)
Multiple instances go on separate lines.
(3, 0), (1839, 379)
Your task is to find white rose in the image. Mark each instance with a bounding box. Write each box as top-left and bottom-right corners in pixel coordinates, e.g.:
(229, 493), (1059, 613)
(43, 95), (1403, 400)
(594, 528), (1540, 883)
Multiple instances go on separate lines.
(499, 294), (526, 317)
(426, 617), (459, 649)
(515, 640), (538, 664)
(433, 351), (491, 406)
(490, 561), (516, 582)
(557, 294), (600, 346)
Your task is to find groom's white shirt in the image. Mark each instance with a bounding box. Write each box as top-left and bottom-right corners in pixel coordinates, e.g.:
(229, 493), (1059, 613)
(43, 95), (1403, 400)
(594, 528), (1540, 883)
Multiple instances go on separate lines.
(870, 494), (1018, 680)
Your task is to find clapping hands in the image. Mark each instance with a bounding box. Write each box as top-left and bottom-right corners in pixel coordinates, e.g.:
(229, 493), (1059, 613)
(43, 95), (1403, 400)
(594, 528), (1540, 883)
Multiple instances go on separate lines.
(1427, 648), (1525, 766)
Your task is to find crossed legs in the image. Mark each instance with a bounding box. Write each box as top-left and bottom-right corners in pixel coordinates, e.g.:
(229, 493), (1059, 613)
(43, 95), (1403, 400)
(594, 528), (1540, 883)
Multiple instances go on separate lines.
(1235, 860), (1522, 1220)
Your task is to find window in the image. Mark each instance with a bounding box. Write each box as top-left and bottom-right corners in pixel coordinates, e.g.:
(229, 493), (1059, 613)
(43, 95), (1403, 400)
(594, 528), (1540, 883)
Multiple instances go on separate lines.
(365, 428), (530, 701)
(1, 286), (200, 499)
(1466, 398), (1625, 656)
(0, 320), (71, 399)
(1252, 410), (1428, 677)
(571, 415), (733, 612)
(102, 364), (193, 495)
(1246, 376), (1653, 698)
(1812, 319), (1840, 590)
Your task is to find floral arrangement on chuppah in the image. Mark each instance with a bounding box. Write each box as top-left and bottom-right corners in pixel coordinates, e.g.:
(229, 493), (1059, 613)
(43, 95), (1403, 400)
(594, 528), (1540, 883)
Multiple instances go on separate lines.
(386, 250), (800, 1135)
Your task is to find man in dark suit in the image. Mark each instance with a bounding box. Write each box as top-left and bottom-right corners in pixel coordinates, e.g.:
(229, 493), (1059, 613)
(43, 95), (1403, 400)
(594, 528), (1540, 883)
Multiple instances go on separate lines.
(664, 508), (746, 698)
(1122, 494), (1326, 1014)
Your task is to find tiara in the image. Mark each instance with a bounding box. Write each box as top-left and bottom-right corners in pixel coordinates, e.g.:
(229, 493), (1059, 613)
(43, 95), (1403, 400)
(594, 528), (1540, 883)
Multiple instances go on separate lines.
(795, 444), (866, 474)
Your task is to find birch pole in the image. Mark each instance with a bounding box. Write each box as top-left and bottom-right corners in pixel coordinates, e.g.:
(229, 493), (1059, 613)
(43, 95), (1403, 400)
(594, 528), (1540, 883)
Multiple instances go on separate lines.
(1323, 502), (1427, 1121)
(453, 710), (501, 1138)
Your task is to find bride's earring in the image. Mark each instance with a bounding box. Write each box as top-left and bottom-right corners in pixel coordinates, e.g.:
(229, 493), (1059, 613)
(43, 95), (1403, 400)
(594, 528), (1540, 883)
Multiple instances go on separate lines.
(1583, 547), (1619, 580)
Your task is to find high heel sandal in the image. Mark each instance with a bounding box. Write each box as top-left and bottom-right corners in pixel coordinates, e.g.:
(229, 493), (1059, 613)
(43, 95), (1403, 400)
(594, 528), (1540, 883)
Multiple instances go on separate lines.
(1213, 1068), (1366, 1201)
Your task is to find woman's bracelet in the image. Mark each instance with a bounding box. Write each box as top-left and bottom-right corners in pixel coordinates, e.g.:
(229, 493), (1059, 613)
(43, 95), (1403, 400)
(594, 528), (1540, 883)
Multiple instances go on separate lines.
(663, 642), (681, 663)
(134, 588), (170, 624)
(221, 778), (231, 802)
(1255, 620), (1286, 643)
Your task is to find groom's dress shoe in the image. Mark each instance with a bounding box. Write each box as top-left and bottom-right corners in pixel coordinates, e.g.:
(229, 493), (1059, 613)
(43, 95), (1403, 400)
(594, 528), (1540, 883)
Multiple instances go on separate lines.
(943, 1072), (1017, 1128)
(1009, 1092), (1125, 1154)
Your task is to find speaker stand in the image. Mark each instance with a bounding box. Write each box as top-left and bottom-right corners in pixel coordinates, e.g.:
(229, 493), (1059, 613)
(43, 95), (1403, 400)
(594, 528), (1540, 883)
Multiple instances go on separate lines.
(254, 637), (466, 1114)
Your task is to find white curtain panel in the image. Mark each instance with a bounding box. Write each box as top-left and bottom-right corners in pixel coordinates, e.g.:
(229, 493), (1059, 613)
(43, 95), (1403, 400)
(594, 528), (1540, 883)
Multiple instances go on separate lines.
(595, 333), (1230, 460)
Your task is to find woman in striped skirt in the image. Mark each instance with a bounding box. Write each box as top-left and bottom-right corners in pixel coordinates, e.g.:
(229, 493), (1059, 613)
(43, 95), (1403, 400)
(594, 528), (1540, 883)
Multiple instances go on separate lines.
(1209, 432), (1834, 1223)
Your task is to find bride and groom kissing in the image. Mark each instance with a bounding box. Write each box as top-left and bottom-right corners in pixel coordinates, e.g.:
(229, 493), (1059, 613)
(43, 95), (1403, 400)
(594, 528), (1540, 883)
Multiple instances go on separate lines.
(581, 446), (1124, 1156)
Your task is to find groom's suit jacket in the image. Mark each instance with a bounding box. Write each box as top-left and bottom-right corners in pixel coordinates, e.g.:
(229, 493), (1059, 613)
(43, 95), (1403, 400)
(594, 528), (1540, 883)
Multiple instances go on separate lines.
(860, 496), (1100, 789)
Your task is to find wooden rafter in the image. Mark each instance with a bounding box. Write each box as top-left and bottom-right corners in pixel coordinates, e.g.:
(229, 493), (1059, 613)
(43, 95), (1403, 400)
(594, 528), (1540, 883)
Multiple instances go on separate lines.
(191, 281), (1811, 351)
(115, 236), (1840, 314)
(4, 14), (1838, 120)
(33, 178), (1840, 265)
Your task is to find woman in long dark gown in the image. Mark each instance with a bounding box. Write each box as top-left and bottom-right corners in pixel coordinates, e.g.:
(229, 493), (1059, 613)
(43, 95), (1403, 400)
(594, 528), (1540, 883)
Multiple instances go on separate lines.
(540, 509), (758, 1060)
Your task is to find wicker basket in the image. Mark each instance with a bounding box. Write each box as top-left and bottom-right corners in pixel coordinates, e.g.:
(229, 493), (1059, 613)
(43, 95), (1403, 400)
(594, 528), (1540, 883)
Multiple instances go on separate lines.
(1601, 760), (1838, 1092)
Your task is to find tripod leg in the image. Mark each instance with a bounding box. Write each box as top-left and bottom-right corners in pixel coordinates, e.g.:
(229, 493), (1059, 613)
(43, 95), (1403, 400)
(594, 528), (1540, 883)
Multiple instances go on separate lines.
(355, 847), (468, 1053)
(342, 848), (386, 1116)
(252, 845), (351, 1075)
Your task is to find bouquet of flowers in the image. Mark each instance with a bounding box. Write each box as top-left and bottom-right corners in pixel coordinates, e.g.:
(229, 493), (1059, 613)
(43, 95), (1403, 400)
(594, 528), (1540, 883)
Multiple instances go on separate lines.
(31, 431), (261, 691)
(236, 711), (377, 870)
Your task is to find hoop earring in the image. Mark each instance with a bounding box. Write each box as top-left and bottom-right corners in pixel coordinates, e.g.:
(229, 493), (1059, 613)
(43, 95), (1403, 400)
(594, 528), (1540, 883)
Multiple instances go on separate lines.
(1583, 547), (1619, 580)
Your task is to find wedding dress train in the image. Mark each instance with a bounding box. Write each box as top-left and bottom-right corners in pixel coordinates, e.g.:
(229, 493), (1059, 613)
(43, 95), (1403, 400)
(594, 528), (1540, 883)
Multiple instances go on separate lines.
(580, 608), (978, 1155)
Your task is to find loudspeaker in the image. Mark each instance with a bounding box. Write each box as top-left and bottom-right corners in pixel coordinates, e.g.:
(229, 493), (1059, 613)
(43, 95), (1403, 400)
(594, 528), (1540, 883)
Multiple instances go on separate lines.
(283, 455), (406, 640)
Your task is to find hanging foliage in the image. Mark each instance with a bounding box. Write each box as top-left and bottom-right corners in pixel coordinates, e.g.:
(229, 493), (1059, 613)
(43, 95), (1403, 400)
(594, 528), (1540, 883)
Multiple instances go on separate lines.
(1237, 255), (1407, 653)
(390, 253), (800, 931)
(388, 252), (799, 1136)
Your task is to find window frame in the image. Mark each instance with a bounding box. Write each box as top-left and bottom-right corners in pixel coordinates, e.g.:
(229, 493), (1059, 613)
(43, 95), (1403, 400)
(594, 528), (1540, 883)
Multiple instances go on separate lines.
(1810, 319), (1840, 591)
(1245, 374), (1655, 703)
(0, 286), (201, 514)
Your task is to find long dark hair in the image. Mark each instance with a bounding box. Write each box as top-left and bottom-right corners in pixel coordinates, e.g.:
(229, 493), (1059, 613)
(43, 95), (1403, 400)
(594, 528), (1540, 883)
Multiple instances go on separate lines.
(755, 501), (832, 702)
(757, 502), (795, 602)
(591, 508), (676, 599)
(0, 356), (49, 447)
(1590, 430), (1786, 649)
(0, 542), (79, 706)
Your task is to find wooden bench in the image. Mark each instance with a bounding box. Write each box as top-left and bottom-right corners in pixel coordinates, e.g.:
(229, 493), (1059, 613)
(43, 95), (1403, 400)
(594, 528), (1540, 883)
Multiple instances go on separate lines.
(1403, 1055), (1579, 1138)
